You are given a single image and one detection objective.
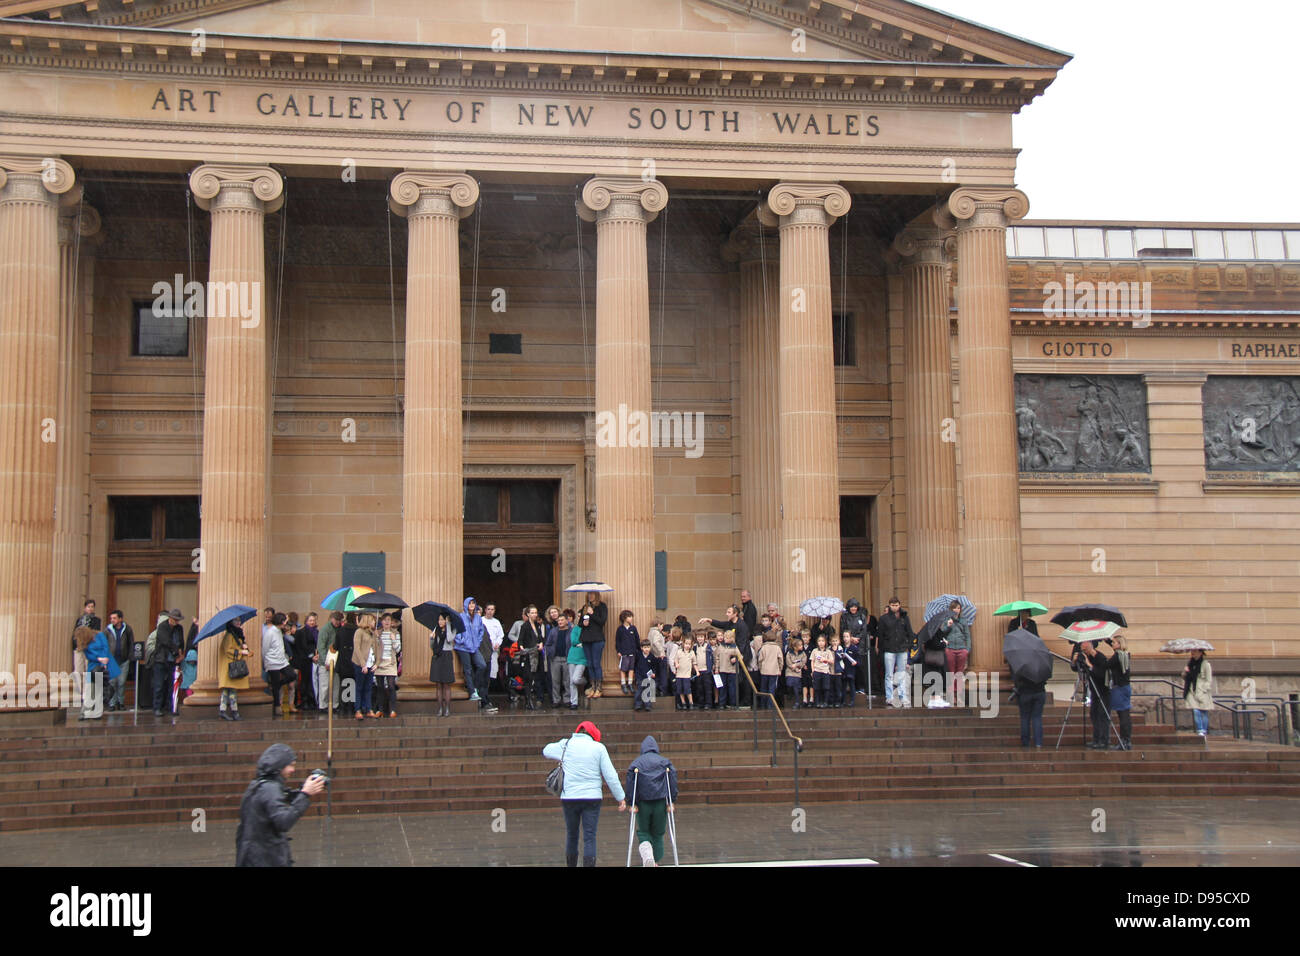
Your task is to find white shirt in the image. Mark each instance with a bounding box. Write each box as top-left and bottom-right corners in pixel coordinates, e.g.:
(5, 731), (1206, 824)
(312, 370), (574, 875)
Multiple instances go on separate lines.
(484, 617), (505, 677)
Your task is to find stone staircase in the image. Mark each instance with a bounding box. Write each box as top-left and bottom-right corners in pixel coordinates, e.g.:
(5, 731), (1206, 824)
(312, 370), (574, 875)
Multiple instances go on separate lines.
(2, 700), (1298, 832)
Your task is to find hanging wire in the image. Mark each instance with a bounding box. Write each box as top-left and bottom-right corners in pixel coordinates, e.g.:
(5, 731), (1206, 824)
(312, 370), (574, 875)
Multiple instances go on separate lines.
(654, 204), (668, 403)
(186, 186), (202, 475)
(574, 188), (591, 411)
(464, 193), (482, 437)
(268, 186), (288, 406)
(386, 204), (400, 418)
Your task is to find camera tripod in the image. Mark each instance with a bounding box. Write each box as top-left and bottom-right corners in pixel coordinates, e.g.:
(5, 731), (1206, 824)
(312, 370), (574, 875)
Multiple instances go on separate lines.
(1053, 655), (1125, 751)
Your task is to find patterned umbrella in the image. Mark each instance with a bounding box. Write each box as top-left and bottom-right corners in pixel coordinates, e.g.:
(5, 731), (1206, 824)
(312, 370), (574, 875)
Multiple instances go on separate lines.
(924, 594), (977, 627)
(1160, 638), (1214, 653)
(799, 596), (845, 618)
(1059, 620), (1121, 643)
(321, 585), (376, 612)
(564, 581), (614, 593)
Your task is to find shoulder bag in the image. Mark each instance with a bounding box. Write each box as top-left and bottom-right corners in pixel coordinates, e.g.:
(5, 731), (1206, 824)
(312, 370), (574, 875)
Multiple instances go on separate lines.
(545, 739), (569, 797)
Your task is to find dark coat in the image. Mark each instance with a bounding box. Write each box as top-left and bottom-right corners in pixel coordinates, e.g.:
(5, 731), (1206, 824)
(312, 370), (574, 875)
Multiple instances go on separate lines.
(580, 602), (607, 644)
(153, 621), (184, 663)
(1006, 617), (1040, 636)
(333, 626), (356, 679)
(235, 744), (312, 867)
(876, 610), (914, 654)
(104, 622), (135, 664)
(625, 735), (679, 805)
(632, 646), (660, 684)
(740, 601), (758, 639)
(615, 624), (640, 656)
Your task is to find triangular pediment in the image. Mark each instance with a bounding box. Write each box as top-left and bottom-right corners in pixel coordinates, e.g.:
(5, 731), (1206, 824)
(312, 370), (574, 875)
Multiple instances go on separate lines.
(2, 0), (1070, 67)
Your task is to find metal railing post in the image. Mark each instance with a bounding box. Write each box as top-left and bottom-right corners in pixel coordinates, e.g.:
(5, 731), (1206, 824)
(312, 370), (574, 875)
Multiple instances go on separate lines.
(793, 742), (799, 808)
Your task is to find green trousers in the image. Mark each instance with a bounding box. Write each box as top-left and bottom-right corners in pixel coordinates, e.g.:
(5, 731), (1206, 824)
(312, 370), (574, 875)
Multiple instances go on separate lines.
(635, 798), (668, 862)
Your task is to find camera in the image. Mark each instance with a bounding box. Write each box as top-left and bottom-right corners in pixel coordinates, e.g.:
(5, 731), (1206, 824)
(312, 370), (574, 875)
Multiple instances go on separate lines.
(308, 768), (330, 784)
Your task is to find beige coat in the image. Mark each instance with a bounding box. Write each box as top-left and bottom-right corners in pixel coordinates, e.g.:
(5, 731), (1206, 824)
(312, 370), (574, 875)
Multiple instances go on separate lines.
(1183, 659), (1214, 711)
(758, 640), (783, 676)
(352, 628), (377, 673)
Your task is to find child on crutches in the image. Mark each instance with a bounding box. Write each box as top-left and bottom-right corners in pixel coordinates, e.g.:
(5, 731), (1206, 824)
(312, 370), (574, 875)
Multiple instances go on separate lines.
(625, 734), (679, 866)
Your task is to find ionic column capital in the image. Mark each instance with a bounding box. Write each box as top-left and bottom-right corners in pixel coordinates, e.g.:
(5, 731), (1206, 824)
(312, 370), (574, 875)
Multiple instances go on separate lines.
(947, 186), (1029, 228)
(58, 203), (101, 246)
(721, 210), (778, 265)
(0, 155), (77, 204)
(577, 177), (668, 224)
(388, 171), (479, 218)
(189, 164), (284, 214)
(892, 225), (956, 266)
(764, 182), (851, 228)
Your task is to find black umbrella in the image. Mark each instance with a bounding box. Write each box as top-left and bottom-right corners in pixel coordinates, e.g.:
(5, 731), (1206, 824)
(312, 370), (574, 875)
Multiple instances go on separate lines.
(918, 610), (954, 647)
(412, 601), (466, 634)
(1050, 603), (1127, 629)
(350, 591), (408, 610)
(1003, 627), (1052, 684)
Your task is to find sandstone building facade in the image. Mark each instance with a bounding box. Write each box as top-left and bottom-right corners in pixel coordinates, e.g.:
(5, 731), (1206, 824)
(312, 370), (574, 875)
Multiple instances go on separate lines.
(0, 0), (1296, 705)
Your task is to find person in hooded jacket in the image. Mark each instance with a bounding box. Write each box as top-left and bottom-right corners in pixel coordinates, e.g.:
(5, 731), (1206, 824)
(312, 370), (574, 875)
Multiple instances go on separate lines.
(235, 743), (325, 867)
(456, 597), (496, 712)
(626, 735), (679, 866)
(542, 720), (627, 866)
(841, 599), (874, 696)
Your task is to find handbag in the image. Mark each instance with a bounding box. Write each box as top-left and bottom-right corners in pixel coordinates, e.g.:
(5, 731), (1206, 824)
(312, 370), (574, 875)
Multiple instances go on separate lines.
(227, 659), (249, 680)
(545, 739), (569, 797)
(924, 649), (946, 667)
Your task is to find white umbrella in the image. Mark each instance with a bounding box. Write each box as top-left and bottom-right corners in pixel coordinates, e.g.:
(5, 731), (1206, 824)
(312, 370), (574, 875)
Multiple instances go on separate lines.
(799, 596), (845, 618)
(564, 581), (614, 593)
(1160, 638), (1214, 653)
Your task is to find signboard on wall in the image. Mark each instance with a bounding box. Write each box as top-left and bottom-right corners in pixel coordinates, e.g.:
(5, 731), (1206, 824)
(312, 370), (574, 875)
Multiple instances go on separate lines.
(342, 552), (385, 592)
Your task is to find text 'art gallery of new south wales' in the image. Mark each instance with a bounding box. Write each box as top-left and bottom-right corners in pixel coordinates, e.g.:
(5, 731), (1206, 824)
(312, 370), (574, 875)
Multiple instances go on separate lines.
(1, 0), (1299, 709)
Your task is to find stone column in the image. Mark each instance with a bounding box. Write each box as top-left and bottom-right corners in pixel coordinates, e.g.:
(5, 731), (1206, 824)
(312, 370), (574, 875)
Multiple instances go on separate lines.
(0, 156), (76, 678)
(390, 172), (479, 696)
(50, 202), (101, 670)
(762, 183), (850, 616)
(894, 220), (961, 608)
(723, 215), (782, 613)
(948, 186), (1030, 669)
(188, 164), (283, 703)
(578, 177), (667, 682)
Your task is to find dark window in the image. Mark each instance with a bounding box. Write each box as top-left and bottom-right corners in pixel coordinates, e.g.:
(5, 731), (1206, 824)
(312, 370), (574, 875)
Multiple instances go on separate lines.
(839, 496), (870, 539)
(133, 300), (188, 357)
(164, 498), (201, 540)
(112, 499), (154, 541)
(509, 482), (555, 524)
(832, 312), (855, 367)
(489, 333), (522, 355)
(464, 481), (500, 524)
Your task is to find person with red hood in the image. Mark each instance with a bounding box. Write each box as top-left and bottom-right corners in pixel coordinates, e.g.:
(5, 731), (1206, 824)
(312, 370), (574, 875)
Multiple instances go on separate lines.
(543, 720), (627, 867)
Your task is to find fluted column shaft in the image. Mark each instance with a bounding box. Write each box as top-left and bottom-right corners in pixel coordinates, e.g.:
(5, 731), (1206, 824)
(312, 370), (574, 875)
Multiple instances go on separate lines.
(764, 183), (850, 616)
(896, 227), (961, 607)
(726, 220), (782, 612)
(390, 172), (478, 695)
(949, 187), (1030, 668)
(580, 178), (667, 681)
(189, 164), (283, 700)
(50, 203), (100, 670)
(0, 157), (76, 678)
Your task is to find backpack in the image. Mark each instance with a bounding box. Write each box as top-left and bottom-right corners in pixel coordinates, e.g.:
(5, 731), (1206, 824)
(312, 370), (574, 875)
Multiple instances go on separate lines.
(144, 627), (159, 666)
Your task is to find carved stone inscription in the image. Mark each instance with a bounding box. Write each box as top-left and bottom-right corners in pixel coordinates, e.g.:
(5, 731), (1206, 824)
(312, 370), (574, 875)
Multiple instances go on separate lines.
(1015, 375), (1150, 473)
(1204, 376), (1300, 472)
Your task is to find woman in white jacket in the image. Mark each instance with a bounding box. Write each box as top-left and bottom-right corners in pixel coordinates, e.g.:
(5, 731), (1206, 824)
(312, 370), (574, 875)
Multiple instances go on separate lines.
(542, 720), (627, 867)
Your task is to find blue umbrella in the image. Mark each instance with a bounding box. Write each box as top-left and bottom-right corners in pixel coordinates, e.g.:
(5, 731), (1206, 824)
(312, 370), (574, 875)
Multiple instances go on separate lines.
(924, 594), (976, 627)
(194, 604), (257, 643)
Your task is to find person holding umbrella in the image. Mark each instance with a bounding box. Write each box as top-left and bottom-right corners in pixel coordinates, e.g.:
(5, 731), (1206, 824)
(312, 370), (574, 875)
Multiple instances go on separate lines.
(1183, 647), (1215, 738)
(429, 612), (457, 717)
(218, 623), (253, 721)
(1003, 625), (1051, 748)
(1071, 639), (1112, 749)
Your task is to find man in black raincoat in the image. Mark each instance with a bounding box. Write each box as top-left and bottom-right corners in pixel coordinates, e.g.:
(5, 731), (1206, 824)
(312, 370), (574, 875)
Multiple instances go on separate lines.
(235, 743), (325, 866)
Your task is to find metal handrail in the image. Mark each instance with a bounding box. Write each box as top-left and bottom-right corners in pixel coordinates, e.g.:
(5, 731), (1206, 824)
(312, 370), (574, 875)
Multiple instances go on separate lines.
(735, 664), (805, 807)
(1211, 695), (1289, 745)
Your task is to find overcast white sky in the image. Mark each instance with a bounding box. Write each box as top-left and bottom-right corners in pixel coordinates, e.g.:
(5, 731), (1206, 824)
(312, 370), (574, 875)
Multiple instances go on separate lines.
(934, 0), (1299, 223)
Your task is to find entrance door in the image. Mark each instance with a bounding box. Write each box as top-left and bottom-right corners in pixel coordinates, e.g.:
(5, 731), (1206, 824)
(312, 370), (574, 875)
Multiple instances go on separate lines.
(462, 479), (560, 620)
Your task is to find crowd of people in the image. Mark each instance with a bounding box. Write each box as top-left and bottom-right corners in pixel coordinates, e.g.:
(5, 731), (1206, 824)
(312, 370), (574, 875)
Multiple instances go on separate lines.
(71, 590), (1210, 756)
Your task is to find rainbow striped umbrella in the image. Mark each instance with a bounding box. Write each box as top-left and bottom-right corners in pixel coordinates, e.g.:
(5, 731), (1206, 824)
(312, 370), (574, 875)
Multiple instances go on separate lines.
(321, 585), (376, 612)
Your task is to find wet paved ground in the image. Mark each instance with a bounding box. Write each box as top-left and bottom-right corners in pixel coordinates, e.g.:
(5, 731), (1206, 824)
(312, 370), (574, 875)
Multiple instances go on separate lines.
(4, 797), (1298, 866)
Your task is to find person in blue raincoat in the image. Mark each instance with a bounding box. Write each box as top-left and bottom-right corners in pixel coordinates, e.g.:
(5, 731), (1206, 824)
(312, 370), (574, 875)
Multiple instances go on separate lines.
(457, 597), (495, 711)
(625, 735), (680, 866)
(81, 629), (121, 720)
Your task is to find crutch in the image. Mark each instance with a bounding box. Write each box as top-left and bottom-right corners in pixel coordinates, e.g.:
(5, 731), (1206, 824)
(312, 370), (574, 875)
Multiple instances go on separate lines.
(626, 768), (640, 867)
(666, 766), (680, 866)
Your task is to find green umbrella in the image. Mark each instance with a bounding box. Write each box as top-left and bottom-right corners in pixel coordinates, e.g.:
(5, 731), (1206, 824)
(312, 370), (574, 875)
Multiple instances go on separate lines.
(994, 600), (1049, 617)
